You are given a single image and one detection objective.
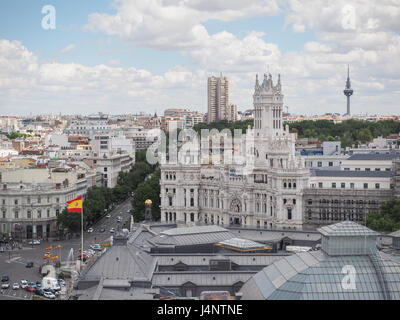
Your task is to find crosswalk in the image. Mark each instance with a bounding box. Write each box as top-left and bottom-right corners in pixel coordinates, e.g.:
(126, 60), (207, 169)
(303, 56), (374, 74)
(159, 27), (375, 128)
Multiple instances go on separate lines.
(0, 288), (33, 300)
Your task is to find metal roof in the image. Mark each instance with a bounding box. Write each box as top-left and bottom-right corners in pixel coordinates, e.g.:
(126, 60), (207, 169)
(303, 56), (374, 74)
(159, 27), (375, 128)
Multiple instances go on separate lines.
(152, 271), (254, 287)
(311, 169), (392, 178)
(161, 225), (228, 236)
(240, 250), (400, 300)
(150, 226), (234, 247)
(217, 238), (268, 249)
(389, 230), (400, 238)
(347, 153), (400, 161)
(153, 254), (288, 267)
(228, 228), (321, 242)
(83, 244), (155, 282)
(318, 220), (379, 237)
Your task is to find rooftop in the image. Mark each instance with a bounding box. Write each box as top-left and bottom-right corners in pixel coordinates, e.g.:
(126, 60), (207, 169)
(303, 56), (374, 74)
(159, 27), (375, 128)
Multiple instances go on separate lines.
(311, 169), (392, 178)
(318, 220), (379, 237)
(347, 153), (400, 161)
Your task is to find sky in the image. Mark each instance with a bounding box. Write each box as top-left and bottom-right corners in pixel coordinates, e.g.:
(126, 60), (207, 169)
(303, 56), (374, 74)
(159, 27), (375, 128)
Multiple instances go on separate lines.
(0, 0), (400, 116)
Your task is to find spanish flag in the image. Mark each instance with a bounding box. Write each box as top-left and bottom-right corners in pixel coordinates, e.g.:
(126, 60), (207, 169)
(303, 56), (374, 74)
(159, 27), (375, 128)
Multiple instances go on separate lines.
(67, 196), (83, 213)
(55, 244), (61, 250)
(51, 255), (58, 261)
(45, 245), (52, 251)
(43, 253), (51, 260)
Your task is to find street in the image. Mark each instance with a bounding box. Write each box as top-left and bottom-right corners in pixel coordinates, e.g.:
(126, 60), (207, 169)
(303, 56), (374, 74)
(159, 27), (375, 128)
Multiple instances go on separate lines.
(0, 198), (132, 300)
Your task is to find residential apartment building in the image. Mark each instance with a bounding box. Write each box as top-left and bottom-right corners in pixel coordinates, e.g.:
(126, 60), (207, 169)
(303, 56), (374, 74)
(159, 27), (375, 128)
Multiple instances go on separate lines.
(207, 75), (230, 123)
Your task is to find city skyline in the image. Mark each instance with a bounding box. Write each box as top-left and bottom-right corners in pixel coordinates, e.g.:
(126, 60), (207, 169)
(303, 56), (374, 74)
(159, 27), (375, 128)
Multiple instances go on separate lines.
(1, 1), (400, 116)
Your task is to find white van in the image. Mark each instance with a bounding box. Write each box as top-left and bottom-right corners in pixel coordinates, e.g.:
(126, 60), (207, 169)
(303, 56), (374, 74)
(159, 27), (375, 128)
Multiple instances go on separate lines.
(41, 277), (61, 291)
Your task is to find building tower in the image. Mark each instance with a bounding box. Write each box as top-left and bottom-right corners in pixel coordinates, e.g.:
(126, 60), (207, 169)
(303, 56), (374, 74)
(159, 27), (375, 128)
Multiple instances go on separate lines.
(253, 73), (283, 138)
(207, 75), (230, 123)
(343, 65), (354, 116)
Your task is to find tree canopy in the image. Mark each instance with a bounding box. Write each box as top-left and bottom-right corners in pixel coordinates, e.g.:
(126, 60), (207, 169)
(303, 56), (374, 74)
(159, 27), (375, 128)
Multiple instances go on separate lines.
(367, 199), (400, 232)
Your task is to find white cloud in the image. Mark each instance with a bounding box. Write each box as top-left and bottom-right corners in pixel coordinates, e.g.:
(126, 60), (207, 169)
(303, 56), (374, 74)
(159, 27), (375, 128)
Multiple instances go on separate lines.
(60, 44), (76, 54)
(84, 0), (281, 50)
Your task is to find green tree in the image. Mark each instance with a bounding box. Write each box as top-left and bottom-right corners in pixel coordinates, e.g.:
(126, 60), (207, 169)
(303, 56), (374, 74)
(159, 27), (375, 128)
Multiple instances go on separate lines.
(357, 128), (373, 143)
(367, 199), (400, 232)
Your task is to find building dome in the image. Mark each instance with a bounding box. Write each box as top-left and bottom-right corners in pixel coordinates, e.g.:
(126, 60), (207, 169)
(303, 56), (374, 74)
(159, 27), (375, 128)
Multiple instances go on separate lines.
(240, 221), (400, 300)
(145, 199), (152, 207)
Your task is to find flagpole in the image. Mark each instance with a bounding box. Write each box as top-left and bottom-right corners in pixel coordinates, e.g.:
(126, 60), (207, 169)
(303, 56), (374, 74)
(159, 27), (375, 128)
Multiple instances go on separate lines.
(81, 205), (84, 272)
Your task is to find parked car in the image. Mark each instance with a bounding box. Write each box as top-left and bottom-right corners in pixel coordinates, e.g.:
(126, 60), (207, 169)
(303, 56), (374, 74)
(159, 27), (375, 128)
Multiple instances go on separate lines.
(57, 279), (65, 287)
(86, 249), (95, 256)
(99, 228), (105, 233)
(90, 244), (102, 251)
(106, 214), (111, 218)
(87, 228), (94, 233)
(25, 261), (34, 268)
(25, 286), (35, 292)
(109, 228), (115, 233)
(1, 283), (10, 289)
(34, 288), (44, 296)
(1, 275), (9, 282)
(28, 282), (36, 288)
(12, 283), (19, 290)
(28, 240), (41, 245)
(0, 247), (5, 253)
(20, 280), (28, 289)
(43, 290), (56, 299)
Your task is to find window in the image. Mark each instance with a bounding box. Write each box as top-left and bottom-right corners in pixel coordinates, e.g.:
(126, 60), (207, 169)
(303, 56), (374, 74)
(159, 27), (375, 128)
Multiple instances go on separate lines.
(287, 208), (292, 220)
(350, 183), (355, 189)
(318, 162), (322, 167)
(375, 168), (381, 171)
(293, 199), (296, 205)
(104, 167), (108, 172)
(27, 210), (31, 219)
(37, 210), (41, 218)
(365, 168), (370, 171)
(190, 198), (194, 207)
(47, 209), (50, 218)
(332, 183), (336, 189)
(14, 199), (18, 205)
(329, 162), (333, 167)
(15, 211), (19, 219)
(364, 183), (368, 189)
(318, 182), (323, 188)
(283, 199), (287, 204)
(341, 183), (345, 189)
(344, 168), (350, 171)
(169, 197), (173, 206)
(375, 183), (380, 189)
(355, 168), (361, 171)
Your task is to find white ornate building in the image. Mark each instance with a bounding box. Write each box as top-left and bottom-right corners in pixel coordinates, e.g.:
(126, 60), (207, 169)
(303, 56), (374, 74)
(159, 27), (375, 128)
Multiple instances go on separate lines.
(160, 73), (310, 230)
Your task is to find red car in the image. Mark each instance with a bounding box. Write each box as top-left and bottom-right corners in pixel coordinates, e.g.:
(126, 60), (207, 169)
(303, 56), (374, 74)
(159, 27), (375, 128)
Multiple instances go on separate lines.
(25, 286), (35, 292)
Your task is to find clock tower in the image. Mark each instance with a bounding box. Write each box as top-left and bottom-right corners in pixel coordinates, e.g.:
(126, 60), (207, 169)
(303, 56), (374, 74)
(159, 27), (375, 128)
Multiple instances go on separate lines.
(253, 73), (283, 138)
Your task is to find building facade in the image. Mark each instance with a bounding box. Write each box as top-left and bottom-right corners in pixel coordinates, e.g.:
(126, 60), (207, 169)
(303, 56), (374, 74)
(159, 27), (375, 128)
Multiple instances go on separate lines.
(0, 168), (91, 240)
(161, 73), (310, 230)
